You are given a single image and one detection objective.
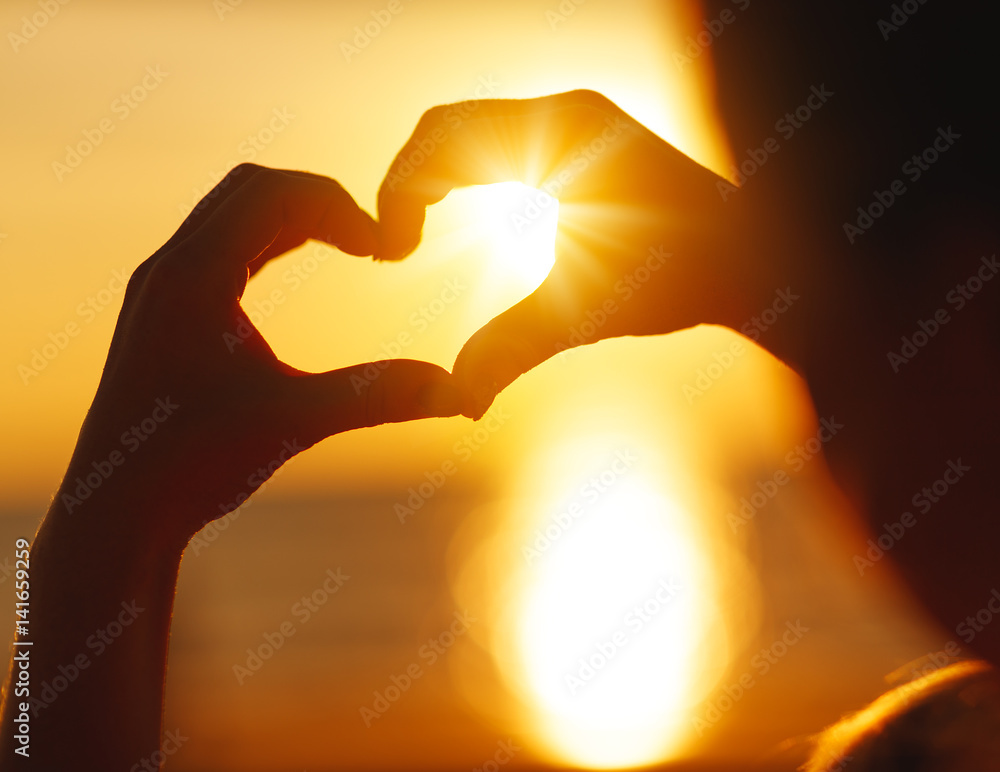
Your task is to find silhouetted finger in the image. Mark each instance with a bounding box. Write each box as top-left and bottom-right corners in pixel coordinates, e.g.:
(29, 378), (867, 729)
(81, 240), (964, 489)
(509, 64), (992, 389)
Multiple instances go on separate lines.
(283, 359), (462, 441)
(376, 90), (638, 261)
(450, 271), (584, 419)
(185, 166), (376, 286)
(244, 169), (379, 278)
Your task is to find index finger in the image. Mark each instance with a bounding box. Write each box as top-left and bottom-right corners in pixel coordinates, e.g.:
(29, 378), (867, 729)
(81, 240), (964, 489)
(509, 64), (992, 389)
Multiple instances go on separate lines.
(375, 90), (641, 261)
(183, 165), (377, 288)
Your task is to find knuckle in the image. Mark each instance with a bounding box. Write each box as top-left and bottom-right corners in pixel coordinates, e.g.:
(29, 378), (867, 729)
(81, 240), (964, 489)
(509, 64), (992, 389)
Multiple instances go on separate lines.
(229, 162), (265, 178)
(414, 103), (448, 135)
(569, 89), (618, 113)
(563, 90), (622, 128)
(125, 258), (155, 295)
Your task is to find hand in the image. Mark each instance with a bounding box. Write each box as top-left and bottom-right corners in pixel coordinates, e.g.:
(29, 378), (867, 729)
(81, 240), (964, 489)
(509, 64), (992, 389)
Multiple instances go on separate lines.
(0, 164), (462, 770)
(376, 90), (770, 418)
(60, 163), (461, 548)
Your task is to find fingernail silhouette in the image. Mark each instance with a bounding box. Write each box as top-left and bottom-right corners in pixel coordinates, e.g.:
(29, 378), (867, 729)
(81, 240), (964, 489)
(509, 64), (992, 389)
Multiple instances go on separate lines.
(470, 376), (498, 420)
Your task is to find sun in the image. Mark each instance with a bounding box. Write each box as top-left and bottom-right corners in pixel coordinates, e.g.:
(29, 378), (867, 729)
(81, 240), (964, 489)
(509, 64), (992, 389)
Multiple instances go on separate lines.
(467, 181), (559, 292)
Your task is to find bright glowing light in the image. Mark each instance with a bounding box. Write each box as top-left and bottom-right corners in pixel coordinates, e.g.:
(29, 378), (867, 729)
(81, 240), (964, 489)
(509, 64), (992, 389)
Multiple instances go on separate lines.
(468, 181), (558, 291)
(497, 442), (723, 769)
(447, 341), (773, 770)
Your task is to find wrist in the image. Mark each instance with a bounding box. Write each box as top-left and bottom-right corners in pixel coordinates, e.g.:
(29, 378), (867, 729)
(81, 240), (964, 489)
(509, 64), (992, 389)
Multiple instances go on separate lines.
(48, 472), (191, 560)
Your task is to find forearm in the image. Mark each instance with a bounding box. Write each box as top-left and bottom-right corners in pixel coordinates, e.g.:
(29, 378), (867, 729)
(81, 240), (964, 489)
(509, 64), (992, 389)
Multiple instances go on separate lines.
(0, 491), (183, 770)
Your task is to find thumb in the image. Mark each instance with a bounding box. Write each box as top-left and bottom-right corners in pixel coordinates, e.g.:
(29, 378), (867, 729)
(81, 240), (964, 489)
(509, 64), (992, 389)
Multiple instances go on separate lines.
(452, 279), (574, 420)
(284, 360), (463, 440)
(374, 190), (428, 262)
